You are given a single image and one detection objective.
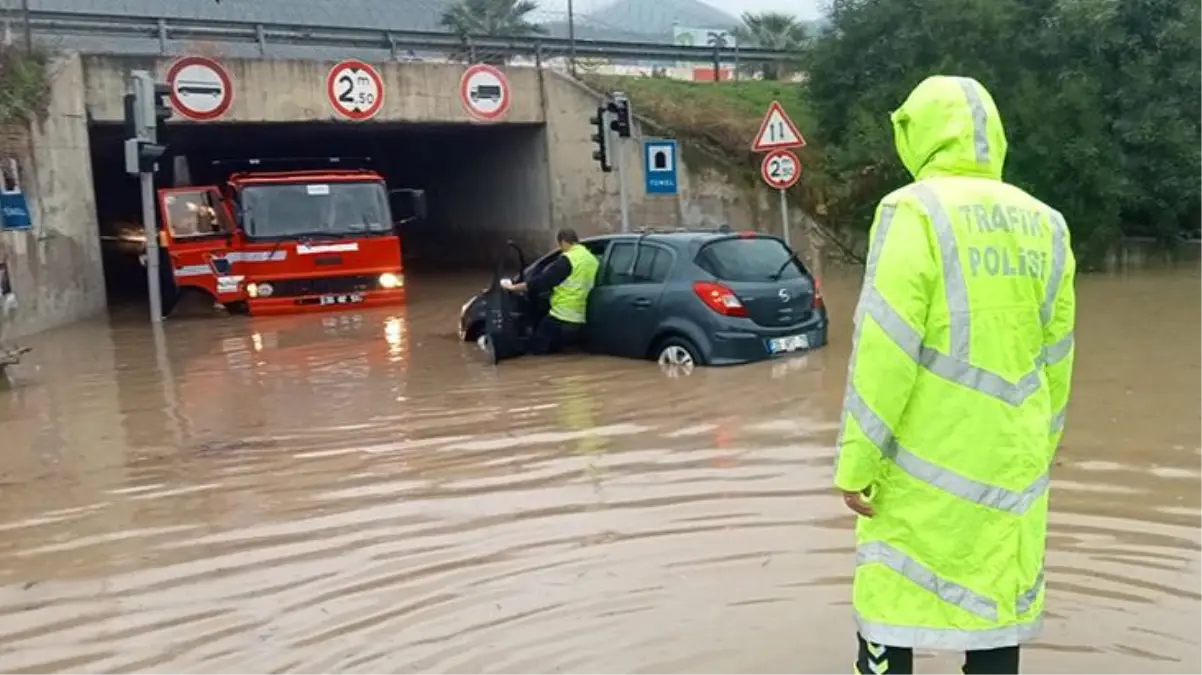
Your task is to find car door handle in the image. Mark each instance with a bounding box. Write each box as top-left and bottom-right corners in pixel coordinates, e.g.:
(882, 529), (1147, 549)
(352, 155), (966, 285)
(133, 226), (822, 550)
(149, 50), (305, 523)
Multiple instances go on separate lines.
(632, 298), (652, 308)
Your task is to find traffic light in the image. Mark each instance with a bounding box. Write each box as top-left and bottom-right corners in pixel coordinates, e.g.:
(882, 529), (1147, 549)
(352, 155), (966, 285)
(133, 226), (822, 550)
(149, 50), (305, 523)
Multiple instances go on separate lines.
(153, 82), (172, 144)
(124, 138), (168, 174)
(124, 70), (172, 175)
(608, 93), (631, 139)
(589, 105), (612, 173)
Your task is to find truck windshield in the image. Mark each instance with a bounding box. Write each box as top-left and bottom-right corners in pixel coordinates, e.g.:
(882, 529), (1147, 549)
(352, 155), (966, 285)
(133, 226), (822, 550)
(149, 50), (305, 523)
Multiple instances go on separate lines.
(240, 181), (390, 238)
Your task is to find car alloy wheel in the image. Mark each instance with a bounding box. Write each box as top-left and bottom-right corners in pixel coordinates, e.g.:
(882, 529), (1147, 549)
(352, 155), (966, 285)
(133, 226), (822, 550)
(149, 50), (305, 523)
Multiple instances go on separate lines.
(657, 344), (696, 378)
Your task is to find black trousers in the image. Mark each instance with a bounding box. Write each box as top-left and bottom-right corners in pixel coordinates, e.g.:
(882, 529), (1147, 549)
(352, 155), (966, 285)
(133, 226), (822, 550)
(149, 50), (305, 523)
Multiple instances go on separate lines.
(856, 633), (1020, 674)
(528, 315), (583, 355)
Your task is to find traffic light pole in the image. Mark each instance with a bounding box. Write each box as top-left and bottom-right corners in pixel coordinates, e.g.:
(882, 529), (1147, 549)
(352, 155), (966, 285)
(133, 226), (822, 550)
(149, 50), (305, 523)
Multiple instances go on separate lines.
(142, 169), (162, 323)
(613, 122), (630, 233)
(125, 69), (171, 323)
(590, 94), (633, 233)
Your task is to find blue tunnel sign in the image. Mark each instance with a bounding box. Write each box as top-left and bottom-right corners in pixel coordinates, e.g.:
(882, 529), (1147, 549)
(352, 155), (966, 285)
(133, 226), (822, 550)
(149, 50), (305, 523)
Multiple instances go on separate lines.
(642, 139), (678, 196)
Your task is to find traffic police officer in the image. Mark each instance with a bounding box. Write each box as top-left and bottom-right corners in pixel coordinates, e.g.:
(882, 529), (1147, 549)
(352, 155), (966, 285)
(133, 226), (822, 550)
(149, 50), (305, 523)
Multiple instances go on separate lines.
(834, 75), (1077, 674)
(501, 228), (599, 354)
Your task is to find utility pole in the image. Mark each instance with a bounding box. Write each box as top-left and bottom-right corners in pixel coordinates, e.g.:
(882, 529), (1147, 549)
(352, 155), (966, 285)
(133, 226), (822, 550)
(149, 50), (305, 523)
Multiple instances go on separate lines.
(20, 0), (32, 54)
(124, 70), (172, 323)
(567, 0), (577, 77)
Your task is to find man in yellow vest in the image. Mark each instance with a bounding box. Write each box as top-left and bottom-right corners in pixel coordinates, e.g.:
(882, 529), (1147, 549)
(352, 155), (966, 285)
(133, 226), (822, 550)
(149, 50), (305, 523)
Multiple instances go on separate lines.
(835, 75), (1077, 674)
(501, 228), (599, 354)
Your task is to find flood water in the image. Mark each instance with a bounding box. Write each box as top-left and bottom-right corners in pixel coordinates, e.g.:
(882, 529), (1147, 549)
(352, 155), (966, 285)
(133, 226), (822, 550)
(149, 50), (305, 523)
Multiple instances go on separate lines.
(0, 268), (1198, 673)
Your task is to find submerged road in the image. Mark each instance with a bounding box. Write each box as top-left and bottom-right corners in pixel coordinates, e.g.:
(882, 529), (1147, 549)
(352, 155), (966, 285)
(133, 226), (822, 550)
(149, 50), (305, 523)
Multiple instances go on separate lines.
(0, 268), (1198, 673)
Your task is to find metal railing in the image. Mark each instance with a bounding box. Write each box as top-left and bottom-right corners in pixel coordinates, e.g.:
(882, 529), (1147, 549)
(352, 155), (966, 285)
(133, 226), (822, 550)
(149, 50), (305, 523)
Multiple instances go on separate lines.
(6, 9), (799, 64)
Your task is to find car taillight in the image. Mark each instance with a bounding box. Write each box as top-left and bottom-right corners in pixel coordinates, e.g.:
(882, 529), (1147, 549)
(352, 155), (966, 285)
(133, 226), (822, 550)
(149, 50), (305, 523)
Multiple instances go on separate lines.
(813, 277), (825, 310)
(693, 281), (747, 317)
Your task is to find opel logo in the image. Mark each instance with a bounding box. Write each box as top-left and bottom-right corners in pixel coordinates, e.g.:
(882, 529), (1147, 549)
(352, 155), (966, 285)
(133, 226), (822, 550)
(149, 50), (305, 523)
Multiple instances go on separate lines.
(778, 288), (790, 302)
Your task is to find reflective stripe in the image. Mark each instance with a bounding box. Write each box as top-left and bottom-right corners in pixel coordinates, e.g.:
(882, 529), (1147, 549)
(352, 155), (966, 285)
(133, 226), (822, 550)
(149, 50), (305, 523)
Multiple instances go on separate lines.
(954, 77), (991, 167)
(859, 289), (1044, 407)
(845, 387), (1048, 514)
(551, 307), (586, 323)
(1050, 408), (1066, 434)
(911, 184), (971, 361)
(1043, 331), (1074, 366)
(836, 203), (899, 474)
(227, 250), (288, 262)
(1041, 210), (1068, 326)
(1017, 570), (1044, 614)
(858, 541), (998, 621)
(856, 613), (1042, 651)
(174, 261), (209, 275)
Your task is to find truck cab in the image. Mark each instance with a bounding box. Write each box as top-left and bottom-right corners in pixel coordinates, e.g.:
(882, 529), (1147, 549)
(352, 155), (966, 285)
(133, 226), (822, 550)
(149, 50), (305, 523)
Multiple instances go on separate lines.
(156, 159), (425, 316)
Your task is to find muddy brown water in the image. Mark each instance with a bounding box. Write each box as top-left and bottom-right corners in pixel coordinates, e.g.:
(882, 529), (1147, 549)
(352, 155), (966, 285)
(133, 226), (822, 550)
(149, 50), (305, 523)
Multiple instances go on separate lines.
(0, 268), (1198, 673)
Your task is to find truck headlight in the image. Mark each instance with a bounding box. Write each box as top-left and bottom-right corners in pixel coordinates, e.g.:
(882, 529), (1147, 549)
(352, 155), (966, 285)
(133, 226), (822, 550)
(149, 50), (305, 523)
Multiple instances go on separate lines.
(247, 282), (273, 298)
(379, 272), (402, 289)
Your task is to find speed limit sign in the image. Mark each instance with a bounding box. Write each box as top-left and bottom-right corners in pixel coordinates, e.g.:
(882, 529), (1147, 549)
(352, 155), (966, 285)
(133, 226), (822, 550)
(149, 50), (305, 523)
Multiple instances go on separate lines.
(326, 59), (384, 120)
(761, 149), (801, 189)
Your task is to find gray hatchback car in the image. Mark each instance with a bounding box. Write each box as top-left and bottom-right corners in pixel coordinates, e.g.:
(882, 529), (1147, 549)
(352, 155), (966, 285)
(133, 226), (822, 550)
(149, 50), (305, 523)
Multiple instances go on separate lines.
(458, 229), (829, 368)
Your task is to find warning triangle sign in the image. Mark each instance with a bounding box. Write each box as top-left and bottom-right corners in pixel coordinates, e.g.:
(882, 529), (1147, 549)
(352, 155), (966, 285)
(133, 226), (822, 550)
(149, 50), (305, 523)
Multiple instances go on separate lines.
(752, 100), (806, 152)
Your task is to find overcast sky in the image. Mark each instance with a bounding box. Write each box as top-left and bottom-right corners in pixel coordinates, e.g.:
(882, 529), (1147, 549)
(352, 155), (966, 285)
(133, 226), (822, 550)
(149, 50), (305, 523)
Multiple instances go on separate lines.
(533, 0), (826, 22)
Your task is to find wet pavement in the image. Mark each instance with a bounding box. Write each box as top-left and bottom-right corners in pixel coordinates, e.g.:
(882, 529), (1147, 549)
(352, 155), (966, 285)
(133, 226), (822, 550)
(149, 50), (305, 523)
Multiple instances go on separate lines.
(0, 268), (1198, 673)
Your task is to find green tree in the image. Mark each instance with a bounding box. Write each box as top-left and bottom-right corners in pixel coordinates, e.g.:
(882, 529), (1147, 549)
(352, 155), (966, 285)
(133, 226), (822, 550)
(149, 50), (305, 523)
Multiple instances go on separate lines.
(732, 12), (807, 80)
(804, 0), (1201, 266)
(441, 0), (546, 64)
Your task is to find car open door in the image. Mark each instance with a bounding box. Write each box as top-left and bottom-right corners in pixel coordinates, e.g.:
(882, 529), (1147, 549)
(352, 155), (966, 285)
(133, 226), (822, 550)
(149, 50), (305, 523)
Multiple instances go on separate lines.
(481, 256), (527, 364)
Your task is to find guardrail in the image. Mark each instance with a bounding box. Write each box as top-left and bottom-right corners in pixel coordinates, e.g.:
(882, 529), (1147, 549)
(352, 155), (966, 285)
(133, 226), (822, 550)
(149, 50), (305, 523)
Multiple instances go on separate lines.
(8, 9), (798, 64)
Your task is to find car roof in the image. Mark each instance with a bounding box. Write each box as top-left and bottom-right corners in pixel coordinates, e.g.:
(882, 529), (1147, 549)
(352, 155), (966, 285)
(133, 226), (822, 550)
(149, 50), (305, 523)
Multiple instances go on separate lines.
(583, 230), (770, 248)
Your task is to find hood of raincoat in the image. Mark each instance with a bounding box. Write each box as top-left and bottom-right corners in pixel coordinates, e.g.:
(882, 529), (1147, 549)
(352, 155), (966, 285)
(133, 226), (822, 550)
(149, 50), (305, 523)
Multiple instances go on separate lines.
(890, 76), (1008, 181)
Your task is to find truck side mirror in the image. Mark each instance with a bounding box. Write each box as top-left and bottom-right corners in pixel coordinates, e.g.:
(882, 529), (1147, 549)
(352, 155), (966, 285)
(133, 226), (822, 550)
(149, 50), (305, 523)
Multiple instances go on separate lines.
(389, 188), (427, 226)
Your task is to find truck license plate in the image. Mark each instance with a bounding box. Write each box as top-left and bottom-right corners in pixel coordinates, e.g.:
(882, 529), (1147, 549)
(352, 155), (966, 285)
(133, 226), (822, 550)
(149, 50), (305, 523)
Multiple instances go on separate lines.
(767, 333), (810, 354)
(319, 293), (364, 306)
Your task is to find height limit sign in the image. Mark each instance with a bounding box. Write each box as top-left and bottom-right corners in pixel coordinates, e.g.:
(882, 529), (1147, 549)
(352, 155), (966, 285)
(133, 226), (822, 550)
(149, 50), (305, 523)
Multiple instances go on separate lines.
(326, 59), (384, 120)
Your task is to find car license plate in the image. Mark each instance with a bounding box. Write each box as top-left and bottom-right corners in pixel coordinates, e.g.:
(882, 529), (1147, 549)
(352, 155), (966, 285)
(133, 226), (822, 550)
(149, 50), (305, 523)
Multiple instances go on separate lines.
(319, 293), (363, 306)
(767, 333), (810, 354)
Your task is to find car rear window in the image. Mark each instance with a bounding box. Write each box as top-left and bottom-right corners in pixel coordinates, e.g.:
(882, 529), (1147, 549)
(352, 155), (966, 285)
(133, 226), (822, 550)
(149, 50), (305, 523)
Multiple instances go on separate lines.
(695, 237), (807, 281)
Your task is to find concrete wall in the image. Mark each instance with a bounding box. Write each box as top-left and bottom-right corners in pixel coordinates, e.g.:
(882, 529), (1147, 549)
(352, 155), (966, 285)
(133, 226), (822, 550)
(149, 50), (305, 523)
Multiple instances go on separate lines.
(82, 56), (544, 124)
(0, 53), (106, 343)
(538, 71), (825, 269)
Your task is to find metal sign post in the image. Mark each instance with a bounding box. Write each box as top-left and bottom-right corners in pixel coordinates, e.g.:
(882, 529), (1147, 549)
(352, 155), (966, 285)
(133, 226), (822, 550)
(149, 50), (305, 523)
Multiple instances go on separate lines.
(760, 149), (801, 247)
(779, 189), (790, 248)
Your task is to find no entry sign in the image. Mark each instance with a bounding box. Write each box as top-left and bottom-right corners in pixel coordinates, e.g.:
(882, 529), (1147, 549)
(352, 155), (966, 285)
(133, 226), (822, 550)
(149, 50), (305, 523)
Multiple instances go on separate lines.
(166, 56), (233, 121)
(459, 64), (511, 121)
(327, 60), (385, 120)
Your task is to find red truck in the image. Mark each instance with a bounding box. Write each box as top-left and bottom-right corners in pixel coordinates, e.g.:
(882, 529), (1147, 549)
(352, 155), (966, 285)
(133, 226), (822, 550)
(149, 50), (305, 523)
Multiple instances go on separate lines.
(152, 158), (425, 316)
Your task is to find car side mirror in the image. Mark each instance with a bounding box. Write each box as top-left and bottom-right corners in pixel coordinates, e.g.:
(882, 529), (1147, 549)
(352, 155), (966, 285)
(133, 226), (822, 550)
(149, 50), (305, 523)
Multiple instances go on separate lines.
(390, 188), (427, 227)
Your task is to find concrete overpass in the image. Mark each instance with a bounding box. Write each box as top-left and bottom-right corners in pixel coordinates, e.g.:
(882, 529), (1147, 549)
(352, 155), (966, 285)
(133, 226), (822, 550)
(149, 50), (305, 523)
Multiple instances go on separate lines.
(2, 53), (817, 340)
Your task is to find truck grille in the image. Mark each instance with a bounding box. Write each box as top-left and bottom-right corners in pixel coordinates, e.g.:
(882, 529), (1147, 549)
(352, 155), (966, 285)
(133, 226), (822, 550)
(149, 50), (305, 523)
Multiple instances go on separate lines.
(268, 275), (378, 298)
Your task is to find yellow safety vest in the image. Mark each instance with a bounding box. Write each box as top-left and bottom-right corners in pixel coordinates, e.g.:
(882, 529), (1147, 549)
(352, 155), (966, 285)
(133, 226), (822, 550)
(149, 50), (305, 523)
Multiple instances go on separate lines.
(549, 244), (599, 324)
(834, 75), (1077, 651)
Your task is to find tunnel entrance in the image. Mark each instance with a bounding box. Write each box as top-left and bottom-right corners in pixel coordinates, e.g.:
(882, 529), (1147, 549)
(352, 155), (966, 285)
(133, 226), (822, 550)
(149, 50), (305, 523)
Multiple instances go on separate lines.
(88, 121), (552, 306)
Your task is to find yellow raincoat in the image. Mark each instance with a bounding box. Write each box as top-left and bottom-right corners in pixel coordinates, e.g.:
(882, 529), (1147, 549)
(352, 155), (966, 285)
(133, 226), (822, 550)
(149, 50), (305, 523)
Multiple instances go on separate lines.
(834, 75), (1077, 651)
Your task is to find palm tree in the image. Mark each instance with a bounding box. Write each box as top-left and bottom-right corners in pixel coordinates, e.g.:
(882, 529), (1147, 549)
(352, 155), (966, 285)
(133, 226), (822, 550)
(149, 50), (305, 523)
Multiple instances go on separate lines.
(441, 0), (547, 64)
(732, 12), (807, 80)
